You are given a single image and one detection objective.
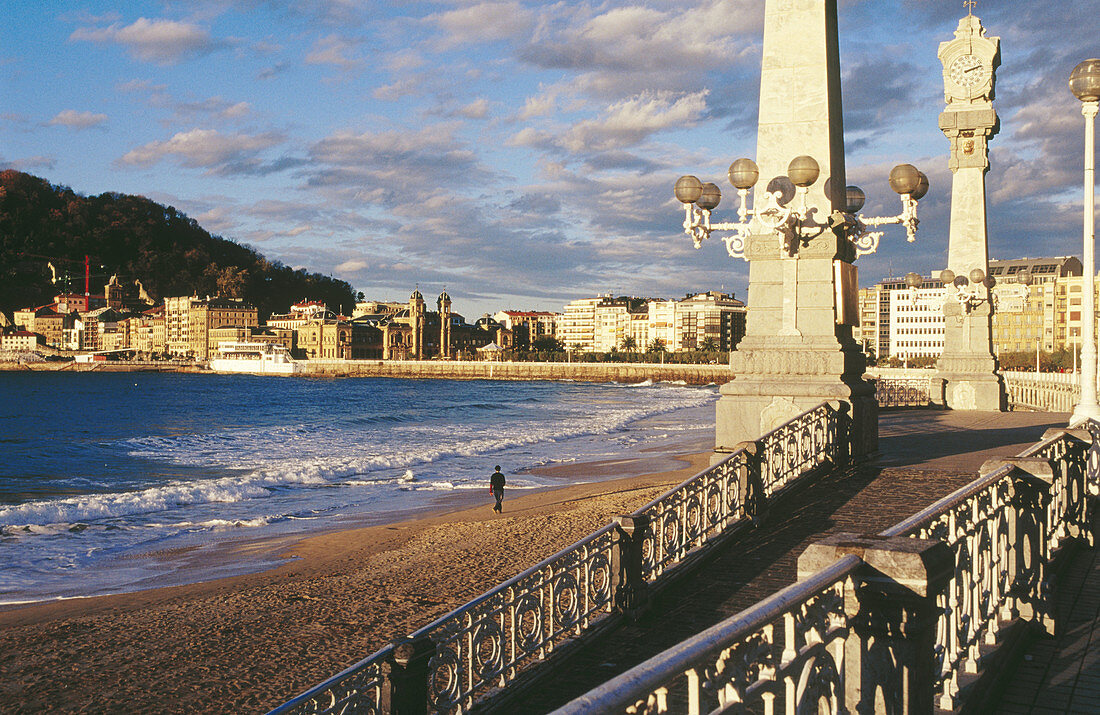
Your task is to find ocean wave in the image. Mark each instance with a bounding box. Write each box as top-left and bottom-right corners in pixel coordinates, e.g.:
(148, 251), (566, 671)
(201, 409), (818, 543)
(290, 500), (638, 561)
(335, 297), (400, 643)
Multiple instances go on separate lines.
(120, 385), (716, 480)
(0, 471), (327, 529)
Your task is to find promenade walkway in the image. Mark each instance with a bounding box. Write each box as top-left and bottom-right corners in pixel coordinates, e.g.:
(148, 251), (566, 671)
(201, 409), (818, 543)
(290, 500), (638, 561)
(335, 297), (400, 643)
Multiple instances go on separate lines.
(502, 409), (1071, 714)
(996, 526), (1100, 713)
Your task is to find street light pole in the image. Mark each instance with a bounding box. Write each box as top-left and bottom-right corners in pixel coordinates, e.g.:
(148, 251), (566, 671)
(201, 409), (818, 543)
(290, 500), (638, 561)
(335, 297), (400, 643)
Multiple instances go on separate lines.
(1070, 59), (1100, 425)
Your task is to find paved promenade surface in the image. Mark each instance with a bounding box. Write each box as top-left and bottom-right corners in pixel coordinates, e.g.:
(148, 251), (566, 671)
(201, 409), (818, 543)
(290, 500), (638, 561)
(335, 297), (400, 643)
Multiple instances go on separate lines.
(996, 534), (1100, 713)
(509, 409), (1071, 714)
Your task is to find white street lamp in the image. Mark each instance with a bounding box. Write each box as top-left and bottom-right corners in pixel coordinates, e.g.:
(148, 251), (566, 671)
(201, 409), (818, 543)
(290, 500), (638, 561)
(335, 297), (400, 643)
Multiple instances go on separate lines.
(674, 158), (927, 260)
(1070, 59), (1100, 425)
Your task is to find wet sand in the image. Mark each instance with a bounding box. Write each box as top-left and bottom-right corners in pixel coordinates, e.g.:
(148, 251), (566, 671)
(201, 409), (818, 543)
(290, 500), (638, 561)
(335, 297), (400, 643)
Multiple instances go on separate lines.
(0, 448), (711, 714)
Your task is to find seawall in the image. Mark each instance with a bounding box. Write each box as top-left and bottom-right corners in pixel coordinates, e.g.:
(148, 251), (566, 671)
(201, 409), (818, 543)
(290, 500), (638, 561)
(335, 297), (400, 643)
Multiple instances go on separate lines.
(0, 359), (732, 385)
(300, 359), (730, 385)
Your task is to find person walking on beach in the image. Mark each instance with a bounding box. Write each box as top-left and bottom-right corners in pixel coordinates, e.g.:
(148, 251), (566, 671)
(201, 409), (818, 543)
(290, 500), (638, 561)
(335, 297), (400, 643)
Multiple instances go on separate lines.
(490, 465), (506, 513)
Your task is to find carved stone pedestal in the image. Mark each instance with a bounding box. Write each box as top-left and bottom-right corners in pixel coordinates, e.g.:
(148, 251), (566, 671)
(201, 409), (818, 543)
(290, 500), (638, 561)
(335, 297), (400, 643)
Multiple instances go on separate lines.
(799, 533), (953, 715)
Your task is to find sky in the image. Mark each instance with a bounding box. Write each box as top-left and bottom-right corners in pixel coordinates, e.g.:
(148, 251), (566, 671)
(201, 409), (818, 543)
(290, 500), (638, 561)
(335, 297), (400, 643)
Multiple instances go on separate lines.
(2, 1), (1098, 317)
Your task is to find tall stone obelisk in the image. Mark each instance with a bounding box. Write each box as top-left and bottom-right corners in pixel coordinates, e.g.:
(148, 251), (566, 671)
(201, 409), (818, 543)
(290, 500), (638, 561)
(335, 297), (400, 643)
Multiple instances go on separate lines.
(715, 0), (877, 455)
(931, 10), (1004, 410)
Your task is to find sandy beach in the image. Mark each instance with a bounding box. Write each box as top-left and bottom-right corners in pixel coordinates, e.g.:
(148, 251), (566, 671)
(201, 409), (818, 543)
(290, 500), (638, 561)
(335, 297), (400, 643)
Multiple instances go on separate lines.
(0, 448), (711, 714)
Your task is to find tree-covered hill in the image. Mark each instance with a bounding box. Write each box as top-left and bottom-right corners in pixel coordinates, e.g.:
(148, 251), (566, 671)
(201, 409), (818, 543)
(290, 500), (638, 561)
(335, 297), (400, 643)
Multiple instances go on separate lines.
(0, 170), (355, 320)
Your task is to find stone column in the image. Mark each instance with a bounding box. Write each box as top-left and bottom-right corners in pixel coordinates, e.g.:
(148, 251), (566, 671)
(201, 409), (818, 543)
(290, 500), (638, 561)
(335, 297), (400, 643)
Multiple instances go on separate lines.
(798, 533), (953, 714)
(932, 13), (1005, 410)
(715, 0), (876, 456)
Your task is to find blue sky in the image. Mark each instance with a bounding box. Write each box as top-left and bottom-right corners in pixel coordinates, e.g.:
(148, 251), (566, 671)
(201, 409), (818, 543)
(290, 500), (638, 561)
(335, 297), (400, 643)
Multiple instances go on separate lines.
(2, 1), (1097, 316)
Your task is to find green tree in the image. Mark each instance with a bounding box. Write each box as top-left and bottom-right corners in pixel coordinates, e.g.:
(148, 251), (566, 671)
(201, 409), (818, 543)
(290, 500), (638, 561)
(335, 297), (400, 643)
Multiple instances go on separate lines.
(699, 336), (718, 352)
(621, 336), (637, 352)
(532, 335), (564, 352)
(647, 338), (666, 353)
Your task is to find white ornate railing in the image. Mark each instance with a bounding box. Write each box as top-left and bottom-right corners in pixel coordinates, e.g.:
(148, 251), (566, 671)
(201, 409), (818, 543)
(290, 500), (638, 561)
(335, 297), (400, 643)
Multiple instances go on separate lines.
(881, 424), (1093, 709)
(553, 556), (860, 714)
(270, 402), (852, 715)
(556, 422), (1099, 714)
(874, 376), (931, 407)
(1002, 370), (1080, 412)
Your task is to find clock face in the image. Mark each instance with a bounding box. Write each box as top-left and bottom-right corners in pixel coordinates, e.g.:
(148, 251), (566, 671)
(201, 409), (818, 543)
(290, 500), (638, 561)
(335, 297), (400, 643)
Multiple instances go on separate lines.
(949, 53), (988, 89)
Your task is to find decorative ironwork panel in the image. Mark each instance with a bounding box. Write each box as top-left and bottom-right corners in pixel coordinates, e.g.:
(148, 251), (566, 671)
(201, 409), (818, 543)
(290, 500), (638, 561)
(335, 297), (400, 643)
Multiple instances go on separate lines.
(556, 557), (859, 715)
(1003, 372), (1080, 413)
(635, 451), (744, 581)
(759, 403), (841, 496)
(273, 649), (390, 715)
(883, 427), (1093, 710)
(875, 377), (931, 408)
(418, 524), (618, 713)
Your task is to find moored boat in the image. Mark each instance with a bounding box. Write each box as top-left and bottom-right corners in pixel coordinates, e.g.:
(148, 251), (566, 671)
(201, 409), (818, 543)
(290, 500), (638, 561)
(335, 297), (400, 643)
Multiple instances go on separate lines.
(209, 341), (301, 375)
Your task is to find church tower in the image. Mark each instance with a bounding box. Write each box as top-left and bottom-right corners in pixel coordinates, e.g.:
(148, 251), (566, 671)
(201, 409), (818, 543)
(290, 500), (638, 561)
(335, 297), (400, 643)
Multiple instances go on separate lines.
(409, 288), (425, 360)
(438, 290), (452, 359)
(932, 5), (1004, 409)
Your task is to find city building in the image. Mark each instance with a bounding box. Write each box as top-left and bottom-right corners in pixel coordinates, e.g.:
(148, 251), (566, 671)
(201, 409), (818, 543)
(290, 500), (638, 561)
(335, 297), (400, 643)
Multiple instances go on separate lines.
(558, 297), (601, 351)
(164, 296), (259, 359)
(988, 256), (1081, 356)
(558, 292), (746, 354)
(268, 301), (333, 330)
(0, 330), (43, 351)
(127, 306), (167, 355)
(675, 292), (747, 352)
(887, 280), (946, 361)
(861, 257), (1085, 362)
(492, 311), (559, 348)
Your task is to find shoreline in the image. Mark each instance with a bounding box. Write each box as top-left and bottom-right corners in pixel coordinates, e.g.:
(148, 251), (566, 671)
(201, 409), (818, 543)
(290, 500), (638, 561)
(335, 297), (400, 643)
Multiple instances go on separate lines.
(0, 443), (712, 713)
(0, 358), (731, 386)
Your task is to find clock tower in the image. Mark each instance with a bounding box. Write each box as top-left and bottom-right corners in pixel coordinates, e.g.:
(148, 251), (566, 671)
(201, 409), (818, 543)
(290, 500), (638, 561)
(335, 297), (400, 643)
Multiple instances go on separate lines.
(932, 7), (1005, 410)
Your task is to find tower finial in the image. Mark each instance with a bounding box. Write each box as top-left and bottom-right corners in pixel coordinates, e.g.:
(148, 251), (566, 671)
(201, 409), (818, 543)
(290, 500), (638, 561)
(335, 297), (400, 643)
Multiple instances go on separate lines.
(964, 0), (977, 16)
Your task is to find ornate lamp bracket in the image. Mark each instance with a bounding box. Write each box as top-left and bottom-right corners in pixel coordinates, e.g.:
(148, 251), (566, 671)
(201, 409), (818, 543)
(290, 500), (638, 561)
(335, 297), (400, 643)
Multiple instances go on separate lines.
(674, 160), (927, 261)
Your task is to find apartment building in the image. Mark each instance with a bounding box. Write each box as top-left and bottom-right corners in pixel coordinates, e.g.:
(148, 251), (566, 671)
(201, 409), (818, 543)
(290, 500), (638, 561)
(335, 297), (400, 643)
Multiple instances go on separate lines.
(676, 291), (747, 351)
(558, 292), (746, 353)
(862, 256), (1083, 361)
(558, 297), (601, 351)
(492, 311), (558, 348)
(164, 296), (259, 358)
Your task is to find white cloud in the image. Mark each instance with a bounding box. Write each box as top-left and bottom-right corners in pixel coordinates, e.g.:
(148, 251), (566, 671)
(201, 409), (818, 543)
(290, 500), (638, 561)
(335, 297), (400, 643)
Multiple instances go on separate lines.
(48, 110), (108, 129)
(561, 90), (709, 153)
(173, 97), (252, 121)
(374, 77), (422, 101)
(426, 1), (535, 48)
(304, 34), (363, 70)
(71, 17), (228, 65)
(517, 89), (558, 120)
(455, 98), (490, 119)
(119, 128), (285, 174)
(336, 259), (368, 272)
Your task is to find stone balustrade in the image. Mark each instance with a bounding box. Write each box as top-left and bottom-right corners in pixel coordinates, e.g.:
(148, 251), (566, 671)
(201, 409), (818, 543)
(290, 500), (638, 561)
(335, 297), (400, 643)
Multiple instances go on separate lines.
(870, 368), (1082, 412)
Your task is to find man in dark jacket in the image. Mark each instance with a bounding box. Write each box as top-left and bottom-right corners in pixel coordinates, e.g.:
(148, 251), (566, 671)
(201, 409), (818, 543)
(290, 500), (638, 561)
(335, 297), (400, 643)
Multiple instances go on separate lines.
(490, 465), (506, 513)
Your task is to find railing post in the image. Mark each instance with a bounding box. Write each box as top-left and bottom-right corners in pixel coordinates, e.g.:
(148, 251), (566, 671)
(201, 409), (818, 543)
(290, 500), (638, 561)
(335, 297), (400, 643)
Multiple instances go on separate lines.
(828, 400), (851, 465)
(1041, 427), (1093, 545)
(988, 457), (1060, 635)
(734, 440), (765, 524)
(387, 635), (434, 715)
(798, 533), (953, 715)
(612, 514), (651, 622)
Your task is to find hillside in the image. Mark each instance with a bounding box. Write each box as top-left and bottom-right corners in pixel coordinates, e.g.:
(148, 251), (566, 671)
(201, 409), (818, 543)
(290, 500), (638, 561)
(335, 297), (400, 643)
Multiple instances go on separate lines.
(0, 170), (355, 319)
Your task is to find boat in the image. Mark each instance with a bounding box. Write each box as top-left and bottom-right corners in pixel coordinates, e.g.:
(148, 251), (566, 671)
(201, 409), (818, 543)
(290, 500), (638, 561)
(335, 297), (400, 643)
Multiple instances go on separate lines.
(208, 341), (302, 375)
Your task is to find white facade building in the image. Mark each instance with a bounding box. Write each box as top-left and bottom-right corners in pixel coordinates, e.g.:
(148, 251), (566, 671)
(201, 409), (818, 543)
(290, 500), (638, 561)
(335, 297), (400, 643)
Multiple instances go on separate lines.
(558, 298), (600, 351)
(888, 286), (946, 360)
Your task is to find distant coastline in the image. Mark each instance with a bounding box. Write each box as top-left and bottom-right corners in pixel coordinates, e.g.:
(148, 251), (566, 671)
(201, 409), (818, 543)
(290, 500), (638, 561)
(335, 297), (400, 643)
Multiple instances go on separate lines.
(0, 358), (731, 385)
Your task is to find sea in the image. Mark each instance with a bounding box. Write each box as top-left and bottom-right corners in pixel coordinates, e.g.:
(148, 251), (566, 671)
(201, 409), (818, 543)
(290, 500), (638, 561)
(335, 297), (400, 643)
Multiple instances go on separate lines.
(0, 372), (718, 604)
